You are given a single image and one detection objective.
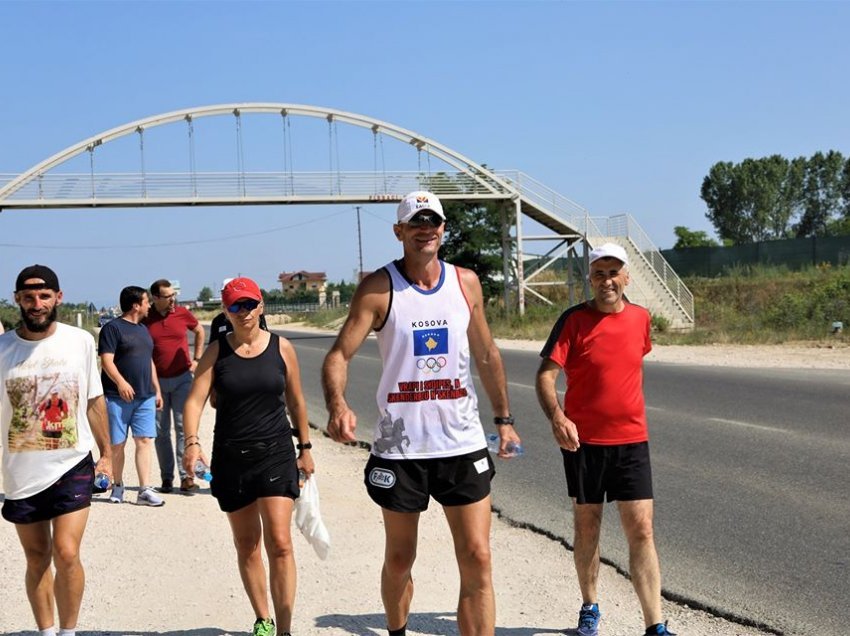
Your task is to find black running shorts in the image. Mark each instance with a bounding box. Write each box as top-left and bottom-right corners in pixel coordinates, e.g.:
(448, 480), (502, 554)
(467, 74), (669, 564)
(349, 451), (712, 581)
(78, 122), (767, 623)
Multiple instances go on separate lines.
(562, 441), (653, 504)
(2, 453), (95, 524)
(211, 439), (300, 513)
(364, 448), (495, 513)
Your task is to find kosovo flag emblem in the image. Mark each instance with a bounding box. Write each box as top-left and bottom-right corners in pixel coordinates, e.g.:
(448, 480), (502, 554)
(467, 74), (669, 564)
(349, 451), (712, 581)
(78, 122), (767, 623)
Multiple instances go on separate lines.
(413, 328), (449, 356)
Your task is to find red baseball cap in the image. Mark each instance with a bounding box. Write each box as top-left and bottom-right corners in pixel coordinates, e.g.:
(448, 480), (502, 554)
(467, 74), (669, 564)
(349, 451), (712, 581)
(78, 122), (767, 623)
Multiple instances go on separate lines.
(222, 277), (262, 306)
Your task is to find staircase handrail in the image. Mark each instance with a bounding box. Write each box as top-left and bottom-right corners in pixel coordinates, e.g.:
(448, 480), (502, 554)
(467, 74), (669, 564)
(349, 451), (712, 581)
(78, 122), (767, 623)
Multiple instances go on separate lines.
(495, 170), (600, 235)
(588, 214), (693, 321)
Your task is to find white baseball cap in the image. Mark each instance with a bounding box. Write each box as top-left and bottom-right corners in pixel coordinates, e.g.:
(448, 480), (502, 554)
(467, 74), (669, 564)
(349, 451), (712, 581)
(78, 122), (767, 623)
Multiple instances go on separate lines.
(589, 243), (629, 266)
(396, 191), (445, 223)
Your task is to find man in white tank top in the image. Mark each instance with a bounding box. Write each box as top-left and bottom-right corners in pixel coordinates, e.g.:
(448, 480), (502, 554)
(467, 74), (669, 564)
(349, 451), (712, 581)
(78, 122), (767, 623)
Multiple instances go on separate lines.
(323, 191), (520, 636)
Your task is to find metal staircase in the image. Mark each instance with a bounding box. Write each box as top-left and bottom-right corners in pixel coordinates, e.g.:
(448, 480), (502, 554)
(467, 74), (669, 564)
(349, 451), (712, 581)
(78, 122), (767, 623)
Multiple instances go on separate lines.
(495, 171), (694, 330)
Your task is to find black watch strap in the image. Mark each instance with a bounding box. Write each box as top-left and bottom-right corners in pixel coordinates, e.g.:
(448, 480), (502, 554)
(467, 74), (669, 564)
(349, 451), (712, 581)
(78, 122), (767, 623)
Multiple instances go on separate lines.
(296, 442), (313, 450)
(493, 415), (515, 426)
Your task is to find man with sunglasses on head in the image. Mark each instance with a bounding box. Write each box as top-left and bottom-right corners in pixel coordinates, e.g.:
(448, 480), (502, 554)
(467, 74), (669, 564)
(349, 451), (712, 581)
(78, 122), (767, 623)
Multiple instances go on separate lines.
(322, 191), (520, 636)
(144, 279), (205, 494)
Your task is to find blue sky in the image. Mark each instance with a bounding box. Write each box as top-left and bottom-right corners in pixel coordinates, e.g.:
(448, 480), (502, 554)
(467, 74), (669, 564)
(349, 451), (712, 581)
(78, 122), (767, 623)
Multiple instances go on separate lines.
(1, 1), (848, 307)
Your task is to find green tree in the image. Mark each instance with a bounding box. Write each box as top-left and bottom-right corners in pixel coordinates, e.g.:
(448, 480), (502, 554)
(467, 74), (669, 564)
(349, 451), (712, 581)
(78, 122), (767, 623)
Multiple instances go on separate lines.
(702, 155), (806, 243)
(701, 161), (746, 243)
(742, 155), (805, 239)
(197, 286), (213, 302)
(440, 199), (506, 299)
(795, 150), (846, 237)
(0, 299), (18, 331)
(419, 170), (511, 300)
(841, 158), (850, 222)
(672, 226), (719, 249)
(327, 280), (357, 303)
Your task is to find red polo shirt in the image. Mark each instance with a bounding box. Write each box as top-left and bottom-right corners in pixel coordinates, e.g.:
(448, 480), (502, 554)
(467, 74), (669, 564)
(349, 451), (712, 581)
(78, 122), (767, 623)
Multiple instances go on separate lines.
(540, 302), (652, 445)
(143, 306), (199, 378)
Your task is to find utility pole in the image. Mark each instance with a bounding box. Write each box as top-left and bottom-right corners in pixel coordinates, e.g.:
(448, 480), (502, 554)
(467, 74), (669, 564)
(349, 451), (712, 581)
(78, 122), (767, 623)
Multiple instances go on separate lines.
(355, 205), (364, 281)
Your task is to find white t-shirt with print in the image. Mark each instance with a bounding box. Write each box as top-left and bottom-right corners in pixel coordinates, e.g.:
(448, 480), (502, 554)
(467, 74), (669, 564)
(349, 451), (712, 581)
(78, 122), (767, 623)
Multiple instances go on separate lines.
(0, 322), (103, 500)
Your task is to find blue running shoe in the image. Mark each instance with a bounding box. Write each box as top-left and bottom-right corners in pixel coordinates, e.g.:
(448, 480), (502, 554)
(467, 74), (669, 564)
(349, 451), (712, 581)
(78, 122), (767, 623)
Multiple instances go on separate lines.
(644, 621), (676, 635)
(577, 603), (601, 636)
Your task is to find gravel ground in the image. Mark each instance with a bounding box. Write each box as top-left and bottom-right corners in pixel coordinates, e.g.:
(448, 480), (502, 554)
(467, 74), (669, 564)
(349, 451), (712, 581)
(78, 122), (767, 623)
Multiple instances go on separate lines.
(4, 324), (834, 635)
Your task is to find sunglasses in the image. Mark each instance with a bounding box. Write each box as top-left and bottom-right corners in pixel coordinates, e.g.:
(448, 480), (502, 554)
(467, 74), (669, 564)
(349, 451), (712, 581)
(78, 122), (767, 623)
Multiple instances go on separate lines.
(156, 292), (178, 301)
(406, 212), (444, 228)
(226, 299), (261, 313)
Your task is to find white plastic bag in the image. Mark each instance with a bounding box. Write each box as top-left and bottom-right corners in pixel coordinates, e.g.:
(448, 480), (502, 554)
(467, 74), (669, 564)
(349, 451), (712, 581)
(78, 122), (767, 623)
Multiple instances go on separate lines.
(294, 474), (330, 560)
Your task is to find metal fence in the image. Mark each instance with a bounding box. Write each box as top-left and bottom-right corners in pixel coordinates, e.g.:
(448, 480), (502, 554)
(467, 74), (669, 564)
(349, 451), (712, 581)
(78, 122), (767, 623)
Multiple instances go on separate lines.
(661, 236), (850, 277)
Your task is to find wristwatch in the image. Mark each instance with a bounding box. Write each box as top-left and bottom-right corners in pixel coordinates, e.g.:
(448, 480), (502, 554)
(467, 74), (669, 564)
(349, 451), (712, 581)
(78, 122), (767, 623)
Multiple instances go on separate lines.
(296, 442), (313, 450)
(493, 415), (515, 426)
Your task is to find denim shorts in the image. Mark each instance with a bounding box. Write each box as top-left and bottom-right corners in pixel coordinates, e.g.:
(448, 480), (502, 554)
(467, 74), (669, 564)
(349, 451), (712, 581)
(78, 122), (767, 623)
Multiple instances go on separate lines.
(106, 395), (157, 444)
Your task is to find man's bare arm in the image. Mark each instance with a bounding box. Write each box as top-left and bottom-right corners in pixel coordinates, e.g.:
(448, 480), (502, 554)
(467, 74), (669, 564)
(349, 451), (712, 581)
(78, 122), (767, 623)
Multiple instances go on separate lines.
(87, 395), (113, 477)
(459, 267), (521, 456)
(321, 271), (388, 442)
(535, 358), (580, 451)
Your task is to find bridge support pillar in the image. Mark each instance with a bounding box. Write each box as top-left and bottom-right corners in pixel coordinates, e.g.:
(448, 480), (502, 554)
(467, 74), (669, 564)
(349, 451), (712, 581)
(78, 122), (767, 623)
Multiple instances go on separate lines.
(501, 203), (512, 315)
(515, 196), (525, 316)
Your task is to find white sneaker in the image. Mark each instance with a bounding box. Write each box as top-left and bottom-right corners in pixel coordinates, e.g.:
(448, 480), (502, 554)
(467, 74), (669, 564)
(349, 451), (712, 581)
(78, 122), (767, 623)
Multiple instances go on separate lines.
(109, 484), (125, 504)
(136, 486), (165, 507)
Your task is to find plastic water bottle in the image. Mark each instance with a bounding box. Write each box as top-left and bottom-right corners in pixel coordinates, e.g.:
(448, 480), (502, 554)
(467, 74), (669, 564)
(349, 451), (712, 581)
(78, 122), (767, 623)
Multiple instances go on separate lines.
(298, 468), (307, 488)
(194, 459), (212, 482)
(486, 433), (523, 458)
(94, 472), (110, 492)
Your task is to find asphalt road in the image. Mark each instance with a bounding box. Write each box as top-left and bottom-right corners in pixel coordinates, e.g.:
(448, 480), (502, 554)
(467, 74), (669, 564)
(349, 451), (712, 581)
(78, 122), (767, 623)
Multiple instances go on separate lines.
(274, 329), (849, 636)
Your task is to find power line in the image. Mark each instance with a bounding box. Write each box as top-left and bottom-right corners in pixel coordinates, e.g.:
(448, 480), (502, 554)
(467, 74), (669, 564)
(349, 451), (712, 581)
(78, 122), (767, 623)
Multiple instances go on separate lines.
(0, 209), (352, 250)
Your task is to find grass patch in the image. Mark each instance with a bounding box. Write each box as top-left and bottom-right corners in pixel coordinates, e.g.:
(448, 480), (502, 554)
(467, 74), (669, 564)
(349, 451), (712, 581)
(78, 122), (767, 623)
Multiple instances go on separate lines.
(288, 264), (850, 346)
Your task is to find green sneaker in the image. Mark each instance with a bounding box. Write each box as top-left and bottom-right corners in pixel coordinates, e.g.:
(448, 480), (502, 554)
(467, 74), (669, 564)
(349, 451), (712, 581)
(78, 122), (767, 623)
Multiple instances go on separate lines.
(252, 617), (275, 636)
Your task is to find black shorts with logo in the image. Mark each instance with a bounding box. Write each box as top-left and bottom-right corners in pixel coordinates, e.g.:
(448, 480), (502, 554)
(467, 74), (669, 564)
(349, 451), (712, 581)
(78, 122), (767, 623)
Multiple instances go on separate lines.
(364, 448), (495, 513)
(562, 441), (653, 504)
(211, 438), (300, 513)
(2, 453), (95, 524)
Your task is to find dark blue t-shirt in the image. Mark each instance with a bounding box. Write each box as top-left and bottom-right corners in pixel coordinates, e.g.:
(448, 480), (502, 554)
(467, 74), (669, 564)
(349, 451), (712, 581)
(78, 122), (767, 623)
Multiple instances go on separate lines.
(98, 318), (155, 399)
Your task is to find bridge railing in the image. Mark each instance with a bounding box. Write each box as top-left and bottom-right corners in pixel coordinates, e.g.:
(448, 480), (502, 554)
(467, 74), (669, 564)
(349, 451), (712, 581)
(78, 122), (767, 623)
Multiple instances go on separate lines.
(0, 171), (514, 204)
(495, 170), (607, 237)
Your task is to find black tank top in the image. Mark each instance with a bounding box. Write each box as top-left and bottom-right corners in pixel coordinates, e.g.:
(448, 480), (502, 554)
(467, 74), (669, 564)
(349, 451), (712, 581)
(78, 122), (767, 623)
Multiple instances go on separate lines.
(213, 332), (291, 445)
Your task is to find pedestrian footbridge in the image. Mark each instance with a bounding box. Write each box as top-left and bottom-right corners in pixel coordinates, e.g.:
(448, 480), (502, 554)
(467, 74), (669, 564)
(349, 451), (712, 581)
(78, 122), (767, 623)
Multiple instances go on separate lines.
(0, 103), (693, 329)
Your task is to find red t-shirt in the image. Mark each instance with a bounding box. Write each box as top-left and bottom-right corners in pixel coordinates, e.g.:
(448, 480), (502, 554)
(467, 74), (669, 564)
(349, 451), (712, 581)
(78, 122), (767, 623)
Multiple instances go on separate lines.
(39, 397), (68, 430)
(143, 306), (199, 378)
(540, 302), (652, 445)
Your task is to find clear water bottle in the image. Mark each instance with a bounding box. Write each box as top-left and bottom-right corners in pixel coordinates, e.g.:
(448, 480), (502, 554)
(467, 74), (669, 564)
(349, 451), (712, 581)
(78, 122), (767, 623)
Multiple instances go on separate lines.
(486, 433), (523, 458)
(194, 459), (212, 482)
(298, 468), (307, 488)
(94, 472), (110, 492)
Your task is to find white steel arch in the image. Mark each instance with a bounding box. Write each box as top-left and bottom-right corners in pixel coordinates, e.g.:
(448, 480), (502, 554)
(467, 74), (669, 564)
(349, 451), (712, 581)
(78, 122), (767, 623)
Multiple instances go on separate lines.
(0, 102), (517, 201)
(0, 103), (694, 328)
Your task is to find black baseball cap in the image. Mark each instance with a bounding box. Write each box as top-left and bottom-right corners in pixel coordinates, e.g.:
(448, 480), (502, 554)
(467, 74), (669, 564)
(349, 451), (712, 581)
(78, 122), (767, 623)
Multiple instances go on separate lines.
(15, 265), (61, 292)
